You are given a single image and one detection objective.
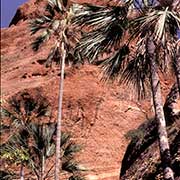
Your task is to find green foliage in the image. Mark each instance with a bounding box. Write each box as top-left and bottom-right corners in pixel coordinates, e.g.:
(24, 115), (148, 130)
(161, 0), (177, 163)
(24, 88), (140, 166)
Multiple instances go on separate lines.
(1, 147), (30, 164)
(0, 170), (16, 180)
(62, 161), (80, 173)
(1, 91), (86, 179)
(124, 118), (155, 142)
(30, 0), (81, 67)
(63, 143), (81, 157)
(1, 122), (85, 179)
(69, 176), (85, 180)
(73, 1), (180, 99)
(74, 5), (128, 62)
(1, 91), (51, 134)
(125, 128), (145, 142)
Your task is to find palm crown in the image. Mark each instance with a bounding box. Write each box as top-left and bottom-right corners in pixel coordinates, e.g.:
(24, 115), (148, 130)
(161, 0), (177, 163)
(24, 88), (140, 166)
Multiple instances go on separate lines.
(73, 0), (180, 98)
(30, 0), (81, 67)
(0, 91), (85, 180)
(73, 1), (179, 179)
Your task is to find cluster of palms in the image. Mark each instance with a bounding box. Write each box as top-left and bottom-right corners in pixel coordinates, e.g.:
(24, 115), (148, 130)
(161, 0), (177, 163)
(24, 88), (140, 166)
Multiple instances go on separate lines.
(0, 92), (85, 180)
(28, 0), (179, 179)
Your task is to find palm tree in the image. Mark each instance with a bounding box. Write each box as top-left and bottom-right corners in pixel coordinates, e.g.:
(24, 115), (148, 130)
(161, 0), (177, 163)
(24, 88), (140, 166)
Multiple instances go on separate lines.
(0, 122), (85, 180)
(0, 131), (30, 180)
(175, 40), (180, 94)
(0, 91), (51, 180)
(27, 122), (85, 180)
(0, 91), (51, 137)
(1, 92), (85, 180)
(73, 1), (180, 179)
(29, 1), (81, 178)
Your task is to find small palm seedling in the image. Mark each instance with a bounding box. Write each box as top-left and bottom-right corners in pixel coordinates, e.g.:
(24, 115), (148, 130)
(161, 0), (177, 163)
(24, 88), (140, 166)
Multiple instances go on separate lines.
(1, 122), (85, 180)
(0, 131), (31, 180)
(1, 91), (85, 179)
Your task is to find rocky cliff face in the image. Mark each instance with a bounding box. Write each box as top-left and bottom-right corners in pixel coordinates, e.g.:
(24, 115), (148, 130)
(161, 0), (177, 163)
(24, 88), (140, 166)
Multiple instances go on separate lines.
(120, 84), (180, 180)
(1, 0), (179, 179)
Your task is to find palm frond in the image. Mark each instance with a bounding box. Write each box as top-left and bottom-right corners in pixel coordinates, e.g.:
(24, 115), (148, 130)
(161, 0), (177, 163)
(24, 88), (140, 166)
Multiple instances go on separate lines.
(0, 124), (10, 135)
(48, 0), (63, 12)
(154, 7), (169, 42)
(2, 92), (51, 135)
(1, 133), (29, 163)
(100, 42), (149, 99)
(62, 0), (68, 8)
(0, 170), (16, 180)
(76, 19), (127, 62)
(30, 0), (62, 36)
(30, 16), (52, 35)
(120, 37), (150, 99)
(100, 45), (130, 81)
(73, 4), (128, 29)
(46, 143), (56, 157)
(32, 29), (52, 51)
(8, 96), (21, 114)
(74, 4), (129, 62)
(62, 161), (81, 173)
(121, 54), (150, 99)
(129, 9), (158, 40)
(130, 8), (180, 43)
(0, 108), (15, 119)
(46, 4), (56, 17)
(45, 42), (61, 67)
(61, 132), (71, 147)
(63, 143), (81, 157)
(44, 123), (56, 144)
(72, 4), (107, 27)
(69, 175), (85, 180)
(28, 122), (56, 159)
(129, 7), (179, 78)
(11, 118), (24, 130)
(1, 107), (22, 131)
(168, 10), (180, 36)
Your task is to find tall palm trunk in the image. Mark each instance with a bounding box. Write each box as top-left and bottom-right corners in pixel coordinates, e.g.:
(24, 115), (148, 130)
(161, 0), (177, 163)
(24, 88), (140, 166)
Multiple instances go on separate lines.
(20, 163), (24, 180)
(55, 42), (66, 180)
(41, 155), (45, 180)
(148, 37), (174, 180)
(175, 43), (180, 94)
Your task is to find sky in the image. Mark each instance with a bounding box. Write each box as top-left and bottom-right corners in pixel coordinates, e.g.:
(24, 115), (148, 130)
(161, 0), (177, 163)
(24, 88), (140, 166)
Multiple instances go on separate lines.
(1, 0), (27, 28)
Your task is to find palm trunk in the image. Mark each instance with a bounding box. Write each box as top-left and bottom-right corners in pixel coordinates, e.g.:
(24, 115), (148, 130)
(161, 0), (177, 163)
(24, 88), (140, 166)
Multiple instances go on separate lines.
(41, 155), (45, 180)
(20, 163), (24, 180)
(148, 37), (174, 180)
(175, 44), (180, 94)
(55, 42), (66, 180)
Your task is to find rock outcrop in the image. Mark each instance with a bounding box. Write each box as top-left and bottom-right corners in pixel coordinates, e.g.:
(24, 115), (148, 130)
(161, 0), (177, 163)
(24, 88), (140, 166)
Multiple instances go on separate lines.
(120, 84), (180, 180)
(1, 0), (179, 179)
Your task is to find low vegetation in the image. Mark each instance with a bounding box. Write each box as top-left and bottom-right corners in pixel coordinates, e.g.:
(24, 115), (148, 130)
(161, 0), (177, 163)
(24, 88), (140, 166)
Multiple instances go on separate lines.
(0, 91), (85, 180)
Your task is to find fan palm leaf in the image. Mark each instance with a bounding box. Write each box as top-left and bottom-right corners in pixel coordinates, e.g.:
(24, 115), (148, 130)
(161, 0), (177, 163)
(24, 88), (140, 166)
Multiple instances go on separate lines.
(69, 176), (85, 180)
(100, 45), (129, 81)
(73, 0), (179, 179)
(73, 4), (128, 28)
(73, 4), (129, 62)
